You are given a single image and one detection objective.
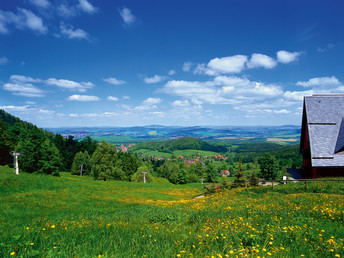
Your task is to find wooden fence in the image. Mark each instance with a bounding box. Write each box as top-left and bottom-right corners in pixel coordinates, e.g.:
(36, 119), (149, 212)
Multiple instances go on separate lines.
(250, 178), (344, 189)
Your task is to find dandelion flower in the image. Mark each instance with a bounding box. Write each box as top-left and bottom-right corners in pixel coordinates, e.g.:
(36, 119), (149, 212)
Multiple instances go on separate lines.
(10, 252), (16, 256)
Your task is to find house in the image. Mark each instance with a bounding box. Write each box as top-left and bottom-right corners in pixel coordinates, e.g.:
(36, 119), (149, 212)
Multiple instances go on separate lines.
(300, 94), (344, 178)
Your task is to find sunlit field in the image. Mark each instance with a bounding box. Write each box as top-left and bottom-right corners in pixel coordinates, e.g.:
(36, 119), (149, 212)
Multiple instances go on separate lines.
(1, 166), (344, 257)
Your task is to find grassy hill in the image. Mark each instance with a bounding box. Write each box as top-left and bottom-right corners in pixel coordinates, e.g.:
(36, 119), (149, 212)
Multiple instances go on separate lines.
(1, 166), (344, 257)
(132, 137), (227, 154)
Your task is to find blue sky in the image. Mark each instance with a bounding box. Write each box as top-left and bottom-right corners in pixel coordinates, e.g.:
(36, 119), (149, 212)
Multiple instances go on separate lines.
(1, 0), (344, 127)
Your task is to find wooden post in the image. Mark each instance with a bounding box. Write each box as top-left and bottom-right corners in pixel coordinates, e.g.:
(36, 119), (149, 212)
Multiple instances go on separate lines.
(12, 151), (23, 175)
(305, 180), (308, 189)
(142, 171), (148, 183)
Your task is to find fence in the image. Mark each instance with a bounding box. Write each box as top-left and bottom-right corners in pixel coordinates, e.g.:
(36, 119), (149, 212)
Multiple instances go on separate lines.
(251, 178), (344, 189)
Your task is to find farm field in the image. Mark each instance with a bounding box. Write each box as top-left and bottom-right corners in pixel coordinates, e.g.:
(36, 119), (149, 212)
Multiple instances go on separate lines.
(1, 166), (344, 257)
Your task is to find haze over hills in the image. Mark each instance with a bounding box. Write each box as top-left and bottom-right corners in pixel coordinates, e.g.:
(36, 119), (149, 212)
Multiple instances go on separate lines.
(46, 125), (301, 144)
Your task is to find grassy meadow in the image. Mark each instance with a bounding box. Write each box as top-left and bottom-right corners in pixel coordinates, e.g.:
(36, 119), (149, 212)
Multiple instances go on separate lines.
(1, 166), (344, 257)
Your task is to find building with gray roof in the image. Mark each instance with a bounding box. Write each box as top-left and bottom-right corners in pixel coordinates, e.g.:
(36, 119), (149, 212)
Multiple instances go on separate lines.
(300, 94), (344, 178)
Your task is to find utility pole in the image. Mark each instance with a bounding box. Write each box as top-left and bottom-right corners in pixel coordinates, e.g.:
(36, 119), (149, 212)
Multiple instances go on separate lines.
(12, 151), (23, 175)
(142, 171), (148, 183)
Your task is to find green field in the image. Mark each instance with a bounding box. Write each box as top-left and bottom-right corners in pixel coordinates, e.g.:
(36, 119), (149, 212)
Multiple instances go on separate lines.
(1, 166), (344, 257)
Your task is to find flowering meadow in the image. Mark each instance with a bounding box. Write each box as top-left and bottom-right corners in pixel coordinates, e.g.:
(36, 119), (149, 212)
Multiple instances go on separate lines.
(1, 166), (344, 257)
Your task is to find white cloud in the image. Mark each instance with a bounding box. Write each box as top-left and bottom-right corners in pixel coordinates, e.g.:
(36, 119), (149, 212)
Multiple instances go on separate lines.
(144, 75), (166, 84)
(207, 55), (248, 74)
(142, 97), (162, 105)
(296, 76), (341, 88)
(2, 82), (45, 97)
(25, 101), (36, 105)
(18, 8), (47, 34)
(182, 61), (193, 72)
(168, 70), (176, 76)
(161, 76), (283, 105)
(29, 0), (50, 8)
(0, 56), (8, 65)
(247, 53), (277, 69)
(0, 8), (47, 34)
(284, 90), (314, 101)
(107, 96), (119, 101)
(0, 105), (31, 112)
(123, 96), (130, 100)
(57, 4), (77, 17)
(277, 50), (302, 64)
(67, 95), (100, 101)
(103, 77), (126, 85)
(10, 74), (41, 83)
(119, 7), (135, 26)
(172, 100), (190, 107)
(60, 23), (89, 40)
(79, 0), (97, 14)
(46, 78), (94, 92)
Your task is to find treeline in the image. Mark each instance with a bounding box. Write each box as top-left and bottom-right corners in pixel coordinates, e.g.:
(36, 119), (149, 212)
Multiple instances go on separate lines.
(0, 110), (98, 175)
(132, 137), (227, 153)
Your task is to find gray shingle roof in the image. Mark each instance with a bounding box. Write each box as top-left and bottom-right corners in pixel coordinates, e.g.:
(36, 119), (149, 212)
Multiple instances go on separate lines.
(305, 95), (344, 167)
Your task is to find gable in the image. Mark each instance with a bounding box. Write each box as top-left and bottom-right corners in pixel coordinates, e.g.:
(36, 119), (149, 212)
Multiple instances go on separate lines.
(335, 118), (344, 154)
(304, 95), (344, 167)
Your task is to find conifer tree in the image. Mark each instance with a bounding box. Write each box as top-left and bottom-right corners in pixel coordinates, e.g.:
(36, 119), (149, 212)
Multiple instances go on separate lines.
(232, 160), (246, 188)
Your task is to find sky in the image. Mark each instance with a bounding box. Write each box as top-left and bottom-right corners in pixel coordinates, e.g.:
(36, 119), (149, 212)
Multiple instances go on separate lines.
(1, 0), (344, 128)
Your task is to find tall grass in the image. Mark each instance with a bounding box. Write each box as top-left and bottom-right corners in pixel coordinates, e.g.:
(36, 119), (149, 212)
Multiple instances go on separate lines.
(1, 166), (343, 257)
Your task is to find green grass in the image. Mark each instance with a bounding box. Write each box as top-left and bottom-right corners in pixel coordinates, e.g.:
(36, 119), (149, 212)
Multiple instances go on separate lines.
(1, 166), (344, 257)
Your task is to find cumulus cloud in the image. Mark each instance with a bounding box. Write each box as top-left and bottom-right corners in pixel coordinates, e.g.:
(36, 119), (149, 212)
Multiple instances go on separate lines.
(144, 75), (166, 84)
(207, 55), (248, 74)
(247, 53), (277, 69)
(67, 95), (100, 101)
(284, 76), (344, 102)
(46, 78), (94, 92)
(142, 97), (162, 105)
(277, 50), (302, 64)
(296, 76), (341, 88)
(107, 96), (119, 101)
(172, 100), (190, 107)
(161, 76), (283, 105)
(0, 8), (47, 34)
(103, 77), (127, 85)
(119, 7), (135, 26)
(79, 0), (97, 14)
(60, 23), (89, 40)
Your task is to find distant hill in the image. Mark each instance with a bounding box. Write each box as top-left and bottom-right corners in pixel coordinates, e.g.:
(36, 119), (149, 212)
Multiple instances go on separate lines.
(132, 137), (227, 153)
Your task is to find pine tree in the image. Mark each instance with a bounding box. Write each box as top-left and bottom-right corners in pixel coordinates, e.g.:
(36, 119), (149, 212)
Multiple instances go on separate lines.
(232, 160), (246, 188)
(249, 170), (259, 186)
(38, 139), (62, 176)
(259, 153), (281, 180)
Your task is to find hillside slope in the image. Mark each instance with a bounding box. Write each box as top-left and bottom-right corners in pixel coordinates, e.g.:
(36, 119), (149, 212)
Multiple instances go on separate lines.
(132, 137), (227, 153)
